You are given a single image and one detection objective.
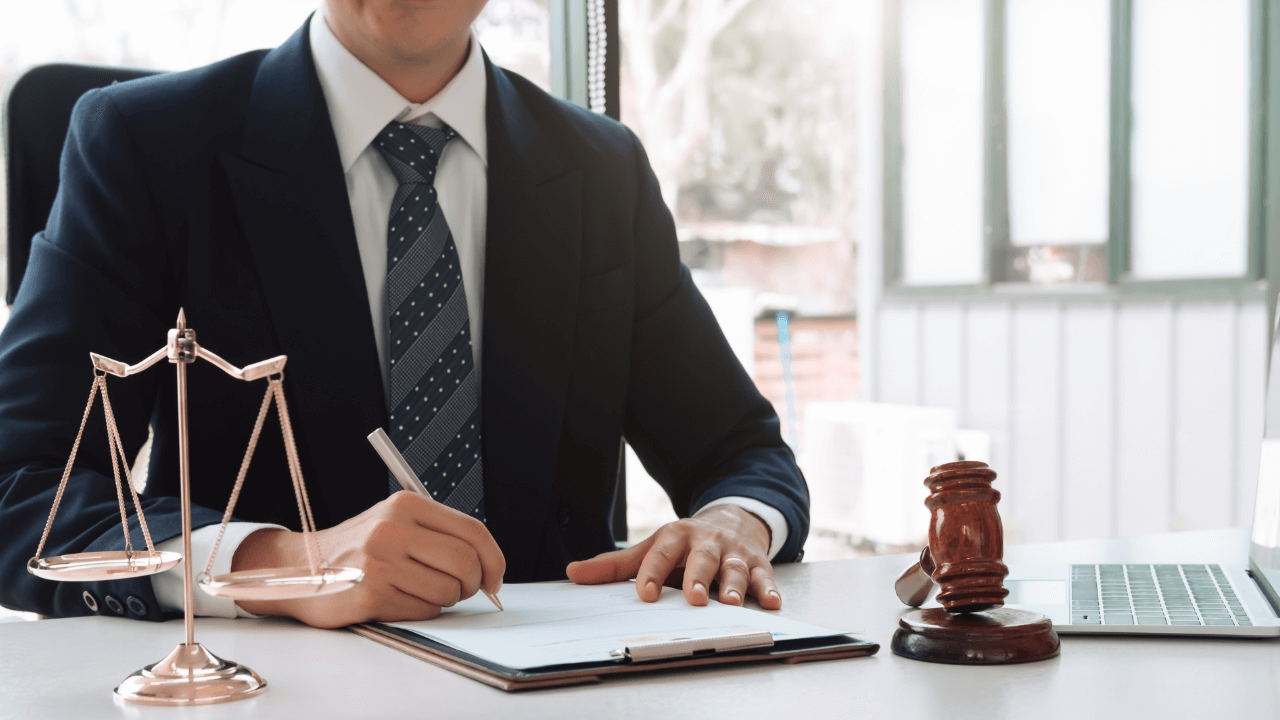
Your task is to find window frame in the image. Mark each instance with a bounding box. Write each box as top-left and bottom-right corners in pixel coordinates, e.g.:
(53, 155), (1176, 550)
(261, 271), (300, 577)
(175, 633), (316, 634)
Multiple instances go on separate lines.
(550, 0), (620, 119)
(882, 0), (1278, 302)
(550, 0), (590, 108)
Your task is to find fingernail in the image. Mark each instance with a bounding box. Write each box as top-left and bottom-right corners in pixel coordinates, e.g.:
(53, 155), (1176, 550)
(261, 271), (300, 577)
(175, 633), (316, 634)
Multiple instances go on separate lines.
(726, 589), (741, 603)
(645, 581), (657, 596)
(694, 582), (706, 595)
(768, 590), (780, 599)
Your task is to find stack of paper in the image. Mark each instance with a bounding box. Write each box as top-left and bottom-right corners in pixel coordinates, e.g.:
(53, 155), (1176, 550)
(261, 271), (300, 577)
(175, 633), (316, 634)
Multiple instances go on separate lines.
(385, 581), (847, 670)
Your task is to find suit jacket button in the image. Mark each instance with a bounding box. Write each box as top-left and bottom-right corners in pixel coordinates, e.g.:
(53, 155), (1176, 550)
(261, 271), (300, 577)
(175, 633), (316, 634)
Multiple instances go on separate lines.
(126, 596), (148, 616)
(82, 591), (99, 612)
(103, 595), (125, 615)
(558, 505), (571, 527)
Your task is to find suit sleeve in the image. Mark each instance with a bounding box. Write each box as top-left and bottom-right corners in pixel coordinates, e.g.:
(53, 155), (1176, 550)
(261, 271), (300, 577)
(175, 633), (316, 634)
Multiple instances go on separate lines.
(619, 130), (810, 563)
(0, 89), (221, 620)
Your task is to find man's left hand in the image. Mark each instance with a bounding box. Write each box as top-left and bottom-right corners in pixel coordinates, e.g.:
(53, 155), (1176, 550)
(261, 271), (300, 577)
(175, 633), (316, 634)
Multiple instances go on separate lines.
(565, 505), (781, 609)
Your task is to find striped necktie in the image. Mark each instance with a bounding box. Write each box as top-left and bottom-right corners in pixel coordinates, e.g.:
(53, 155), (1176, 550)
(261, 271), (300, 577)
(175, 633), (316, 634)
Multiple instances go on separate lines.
(373, 121), (485, 522)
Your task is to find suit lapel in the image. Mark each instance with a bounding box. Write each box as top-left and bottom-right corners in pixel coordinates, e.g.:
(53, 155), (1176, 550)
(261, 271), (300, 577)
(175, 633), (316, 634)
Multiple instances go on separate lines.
(482, 61), (583, 580)
(220, 19), (388, 526)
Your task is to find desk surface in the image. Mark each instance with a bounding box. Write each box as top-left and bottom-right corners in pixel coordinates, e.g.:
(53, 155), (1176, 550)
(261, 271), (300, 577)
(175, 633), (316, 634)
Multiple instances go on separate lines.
(2, 528), (1276, 719)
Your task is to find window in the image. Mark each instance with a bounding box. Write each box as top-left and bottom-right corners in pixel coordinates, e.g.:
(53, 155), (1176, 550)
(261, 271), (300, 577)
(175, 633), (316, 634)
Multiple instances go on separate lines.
(476, 0), (552, 92)
(1003, 0), (1110, 282)
(1129, 0), (1250, 280)
(884, 0), (1267, 294)
(900, 0), (985, 286)
(618, 0), (869, 549)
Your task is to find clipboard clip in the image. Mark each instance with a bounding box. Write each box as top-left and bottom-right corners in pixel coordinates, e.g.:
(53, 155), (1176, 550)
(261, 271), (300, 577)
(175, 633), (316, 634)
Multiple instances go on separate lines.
(609, 630), (775, 663)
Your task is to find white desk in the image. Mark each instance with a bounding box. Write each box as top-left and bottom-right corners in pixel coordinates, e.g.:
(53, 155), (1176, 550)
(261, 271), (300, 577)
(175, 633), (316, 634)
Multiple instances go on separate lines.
(2, 528), (1276, 719)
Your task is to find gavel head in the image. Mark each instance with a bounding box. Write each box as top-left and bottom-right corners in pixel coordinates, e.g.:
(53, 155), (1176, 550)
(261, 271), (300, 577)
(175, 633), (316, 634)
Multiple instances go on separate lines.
(925, 460), (1009, 613)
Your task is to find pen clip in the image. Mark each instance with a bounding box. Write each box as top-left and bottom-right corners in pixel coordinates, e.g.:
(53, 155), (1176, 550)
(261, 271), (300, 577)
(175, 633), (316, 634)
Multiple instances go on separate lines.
(610, 630), (775, 663)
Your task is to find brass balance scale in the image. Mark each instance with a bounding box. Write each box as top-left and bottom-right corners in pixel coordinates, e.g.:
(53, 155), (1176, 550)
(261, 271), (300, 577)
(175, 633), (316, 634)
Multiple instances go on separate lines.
(26, 311), (363, 705)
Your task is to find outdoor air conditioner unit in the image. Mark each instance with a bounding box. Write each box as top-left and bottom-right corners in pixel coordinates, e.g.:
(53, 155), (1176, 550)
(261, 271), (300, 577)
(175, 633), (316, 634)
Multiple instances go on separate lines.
(801, 402), (960, 547)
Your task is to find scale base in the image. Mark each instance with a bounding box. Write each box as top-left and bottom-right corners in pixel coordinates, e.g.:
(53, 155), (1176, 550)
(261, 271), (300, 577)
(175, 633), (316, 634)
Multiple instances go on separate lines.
(114, 643), (267, 706)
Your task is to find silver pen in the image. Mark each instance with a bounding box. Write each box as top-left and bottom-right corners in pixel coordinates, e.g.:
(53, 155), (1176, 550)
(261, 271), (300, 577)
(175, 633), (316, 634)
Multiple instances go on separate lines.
(366, 428), (503, 611)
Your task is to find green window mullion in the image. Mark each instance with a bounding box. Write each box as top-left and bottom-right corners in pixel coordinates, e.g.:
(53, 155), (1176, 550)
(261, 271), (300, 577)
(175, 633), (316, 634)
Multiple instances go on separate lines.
(1107, 0), (1133, 284)
(882, 0), (906, 290)
(549, 0), (590, 109)
(1264, 0), (1280, 327)
(985, 0), (1009, 286)
(1247, 0), (1268, 283)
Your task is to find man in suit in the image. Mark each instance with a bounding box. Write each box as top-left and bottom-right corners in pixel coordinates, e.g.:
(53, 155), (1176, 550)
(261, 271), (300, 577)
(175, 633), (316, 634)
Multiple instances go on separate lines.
(0, 0), (808, 627)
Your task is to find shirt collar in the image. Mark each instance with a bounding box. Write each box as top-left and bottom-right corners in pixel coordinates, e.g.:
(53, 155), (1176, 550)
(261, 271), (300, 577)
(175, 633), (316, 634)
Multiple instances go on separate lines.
(309, 13), (488, 174)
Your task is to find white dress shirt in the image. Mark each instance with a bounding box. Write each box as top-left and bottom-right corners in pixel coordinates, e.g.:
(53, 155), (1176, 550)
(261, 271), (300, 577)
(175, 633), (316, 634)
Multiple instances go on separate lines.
(152, 15), (786, 619)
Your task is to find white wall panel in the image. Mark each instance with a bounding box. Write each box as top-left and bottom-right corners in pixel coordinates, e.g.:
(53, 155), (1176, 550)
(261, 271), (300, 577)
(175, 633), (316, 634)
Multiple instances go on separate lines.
(921, 304), (965, 410)
(1172, 302), (1236, 529)
(1009, 304), (1063, 542)
(878, 304), (922, 404)
(1115, 303), (1174, 535)
(1236, 301), (1267, 526)
(1062, 304), (1115, 539)
(868, 295), (1267, 546)
(965, 304), (1013, 492)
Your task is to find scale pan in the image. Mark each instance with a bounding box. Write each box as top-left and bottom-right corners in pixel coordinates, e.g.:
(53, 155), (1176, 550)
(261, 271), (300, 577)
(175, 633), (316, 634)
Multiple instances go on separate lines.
(199, 566), (363, 601)
(27, 551), (183, 582)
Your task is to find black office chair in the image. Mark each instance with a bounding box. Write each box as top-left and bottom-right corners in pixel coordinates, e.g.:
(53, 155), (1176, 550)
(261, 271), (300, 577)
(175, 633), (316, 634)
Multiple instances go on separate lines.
(3, 63), (161, 306)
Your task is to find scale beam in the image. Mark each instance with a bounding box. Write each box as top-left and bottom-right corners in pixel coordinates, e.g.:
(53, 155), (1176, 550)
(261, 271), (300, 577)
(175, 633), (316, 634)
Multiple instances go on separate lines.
(196, 345), (287, 382)
(90, 348), (167, 378)
(89, 339), (286, 382)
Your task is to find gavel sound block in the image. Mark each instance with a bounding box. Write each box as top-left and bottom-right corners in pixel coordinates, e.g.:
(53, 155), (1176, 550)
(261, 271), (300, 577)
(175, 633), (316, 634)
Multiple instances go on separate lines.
(890, 461), (1060, 664)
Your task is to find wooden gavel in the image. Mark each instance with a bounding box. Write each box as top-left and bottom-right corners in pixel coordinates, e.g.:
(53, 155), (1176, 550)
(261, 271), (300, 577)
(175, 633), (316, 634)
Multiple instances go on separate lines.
(894, 460), (1009, 613)
(890, 460), (1058, 664)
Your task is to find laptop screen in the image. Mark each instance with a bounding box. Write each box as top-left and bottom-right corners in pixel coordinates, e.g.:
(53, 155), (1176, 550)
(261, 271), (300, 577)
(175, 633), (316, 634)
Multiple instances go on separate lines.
(1249, 298), (1280, 601)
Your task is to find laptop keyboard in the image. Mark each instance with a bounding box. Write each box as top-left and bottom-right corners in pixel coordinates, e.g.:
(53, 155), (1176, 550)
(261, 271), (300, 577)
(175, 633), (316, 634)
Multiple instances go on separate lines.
(1070, 564), (1252, 626)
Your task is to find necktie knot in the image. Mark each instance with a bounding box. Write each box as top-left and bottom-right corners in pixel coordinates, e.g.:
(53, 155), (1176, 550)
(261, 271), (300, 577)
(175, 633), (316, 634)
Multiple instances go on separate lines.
(374, 121), (456, 186)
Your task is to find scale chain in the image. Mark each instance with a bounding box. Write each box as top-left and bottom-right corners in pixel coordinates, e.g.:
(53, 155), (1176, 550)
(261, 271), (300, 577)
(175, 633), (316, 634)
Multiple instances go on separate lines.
(203, 384), (275, 577)
(200, 376), (325, 578)
(32, 376), (101, 562)
(108, 415), (157, 556)
(108, 417), (156, 550)
(99, 377), (156, 559)
(101, 378), (135, 559)
(33, 374), (156, 566)
(272, 378), (322, 575)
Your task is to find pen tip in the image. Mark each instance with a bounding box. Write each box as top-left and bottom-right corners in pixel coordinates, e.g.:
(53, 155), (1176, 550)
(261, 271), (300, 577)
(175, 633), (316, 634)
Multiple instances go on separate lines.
(485, 590), (503, 611)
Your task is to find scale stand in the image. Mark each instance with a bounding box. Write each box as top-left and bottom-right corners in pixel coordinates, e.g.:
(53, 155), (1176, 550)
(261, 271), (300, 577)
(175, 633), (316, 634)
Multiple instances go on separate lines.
(27, 310), (362, 706)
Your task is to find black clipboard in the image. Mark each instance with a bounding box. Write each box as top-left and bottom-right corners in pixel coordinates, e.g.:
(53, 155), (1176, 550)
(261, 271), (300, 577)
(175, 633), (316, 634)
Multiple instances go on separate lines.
(350, 623), (879, 691)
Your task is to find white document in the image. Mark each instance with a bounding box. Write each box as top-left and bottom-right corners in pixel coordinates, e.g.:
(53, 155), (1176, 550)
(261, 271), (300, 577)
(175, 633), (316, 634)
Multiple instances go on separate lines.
(385, 581), (843, 670)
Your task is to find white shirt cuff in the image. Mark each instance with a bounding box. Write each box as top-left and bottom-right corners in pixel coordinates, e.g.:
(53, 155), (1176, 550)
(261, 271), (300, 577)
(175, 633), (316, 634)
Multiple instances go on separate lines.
(151, 522), (287, 619)
(697, 496), (789, 561)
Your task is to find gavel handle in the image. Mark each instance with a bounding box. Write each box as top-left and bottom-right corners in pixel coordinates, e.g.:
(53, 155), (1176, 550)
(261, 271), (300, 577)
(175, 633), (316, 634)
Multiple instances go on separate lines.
(895, 546), (938, 607)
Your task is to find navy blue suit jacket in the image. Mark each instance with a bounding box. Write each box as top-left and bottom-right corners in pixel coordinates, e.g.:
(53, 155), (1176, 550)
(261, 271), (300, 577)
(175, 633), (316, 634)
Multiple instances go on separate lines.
(0, 20), (809, 620)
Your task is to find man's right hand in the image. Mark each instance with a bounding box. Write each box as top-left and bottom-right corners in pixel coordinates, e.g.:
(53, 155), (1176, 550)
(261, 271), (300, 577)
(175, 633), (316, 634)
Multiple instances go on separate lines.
(230, 491), (505, 628)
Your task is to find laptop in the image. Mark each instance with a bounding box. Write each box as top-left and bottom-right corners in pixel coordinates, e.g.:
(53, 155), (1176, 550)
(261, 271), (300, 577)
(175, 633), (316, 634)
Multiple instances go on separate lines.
(1003, 298), (1280, 637)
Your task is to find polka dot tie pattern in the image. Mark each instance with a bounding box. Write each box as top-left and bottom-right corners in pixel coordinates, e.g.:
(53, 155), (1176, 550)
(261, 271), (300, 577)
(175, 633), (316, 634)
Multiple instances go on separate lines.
(374, 121), (486, 522)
